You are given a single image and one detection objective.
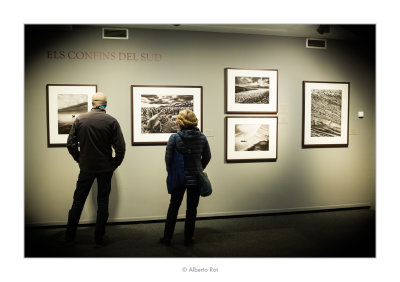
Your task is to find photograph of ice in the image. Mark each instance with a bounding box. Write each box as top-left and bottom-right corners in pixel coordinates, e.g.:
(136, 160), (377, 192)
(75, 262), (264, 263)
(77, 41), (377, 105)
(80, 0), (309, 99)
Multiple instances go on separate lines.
(311, 89), (342, 137)
(57, 94), (88, 134)
(141, 94), (193, 133)
(235, 124), (270, 151)
(235, 76), (270, 104)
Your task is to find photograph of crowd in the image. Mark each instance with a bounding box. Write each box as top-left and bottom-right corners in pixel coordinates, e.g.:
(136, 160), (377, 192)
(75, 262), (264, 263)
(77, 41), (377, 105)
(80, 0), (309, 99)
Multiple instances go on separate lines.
(131, 85), (202, 145)
(302, 81), (349, 147)
(311, 89), (342, 137)
(141, 94), (194, 134)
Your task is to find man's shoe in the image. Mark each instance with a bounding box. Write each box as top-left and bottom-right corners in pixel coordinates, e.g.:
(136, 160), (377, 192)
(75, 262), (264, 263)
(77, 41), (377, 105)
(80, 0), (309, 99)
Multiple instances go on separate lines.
(159, 237), (171, 246)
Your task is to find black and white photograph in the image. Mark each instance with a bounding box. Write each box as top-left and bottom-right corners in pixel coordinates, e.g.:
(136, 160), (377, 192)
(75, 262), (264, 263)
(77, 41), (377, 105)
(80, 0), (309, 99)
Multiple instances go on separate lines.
(132, 85), (202, 145)
(235, 76), (269, 104)
(235, 124), (270, 151)
(47, 84), (97, 147)
(226, 116), (277, 162)
(303, 81), (350, 147)
(226, 68), (278, 113)
(311, 89), (342, 137)
(57, 94), (88, 134)
(141, 94), (193, 134)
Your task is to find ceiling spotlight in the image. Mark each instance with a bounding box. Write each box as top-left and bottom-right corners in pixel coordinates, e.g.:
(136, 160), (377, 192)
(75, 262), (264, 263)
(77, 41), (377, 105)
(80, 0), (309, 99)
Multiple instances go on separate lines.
(317, 25), (330, 35)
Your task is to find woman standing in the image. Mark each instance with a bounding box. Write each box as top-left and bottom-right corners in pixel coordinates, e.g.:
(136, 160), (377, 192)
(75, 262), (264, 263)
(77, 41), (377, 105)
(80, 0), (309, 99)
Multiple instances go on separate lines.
(160, 109), (211, 246)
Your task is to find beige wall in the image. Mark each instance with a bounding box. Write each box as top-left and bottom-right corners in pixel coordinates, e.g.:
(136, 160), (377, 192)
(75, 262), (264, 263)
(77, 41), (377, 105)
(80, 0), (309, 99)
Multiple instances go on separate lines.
(25, 25), (375, 225)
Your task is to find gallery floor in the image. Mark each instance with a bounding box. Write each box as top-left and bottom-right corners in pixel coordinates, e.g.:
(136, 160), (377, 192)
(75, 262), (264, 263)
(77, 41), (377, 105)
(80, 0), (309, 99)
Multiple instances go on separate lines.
(25, 208), (375, 257)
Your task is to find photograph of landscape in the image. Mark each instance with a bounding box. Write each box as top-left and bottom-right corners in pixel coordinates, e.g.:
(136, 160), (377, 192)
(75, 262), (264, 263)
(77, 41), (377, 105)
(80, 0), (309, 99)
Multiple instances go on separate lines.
(226, 116), (277, 162)
(226, 68), (278, 114)
(235, 124), (270, 151)
(235, 76), (270, 104)
(57, 94), (88, 134)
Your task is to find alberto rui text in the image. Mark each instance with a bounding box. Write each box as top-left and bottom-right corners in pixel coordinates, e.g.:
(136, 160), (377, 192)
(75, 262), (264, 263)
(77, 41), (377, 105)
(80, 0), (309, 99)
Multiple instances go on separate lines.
(47, 50), (162, 62)
(185, 267), (218, 273)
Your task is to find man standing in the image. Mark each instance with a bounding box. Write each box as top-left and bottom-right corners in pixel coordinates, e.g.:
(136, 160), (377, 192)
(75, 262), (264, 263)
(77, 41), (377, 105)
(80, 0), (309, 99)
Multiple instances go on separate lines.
(66, 92), (125, 246)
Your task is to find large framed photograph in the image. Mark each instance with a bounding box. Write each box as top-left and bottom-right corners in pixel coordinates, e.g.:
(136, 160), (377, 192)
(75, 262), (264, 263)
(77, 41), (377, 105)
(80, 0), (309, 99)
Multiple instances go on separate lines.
(46, 84), (97, 147)
(226, 116), (278, 162)
(131, 85), (203, 145)
(302, 81), (350, 147)
(225, 68), (278, 114)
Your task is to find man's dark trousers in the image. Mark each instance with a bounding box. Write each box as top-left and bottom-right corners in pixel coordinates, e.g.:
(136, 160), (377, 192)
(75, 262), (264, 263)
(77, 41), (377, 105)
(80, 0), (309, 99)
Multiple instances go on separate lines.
(66, 170), (113, 241)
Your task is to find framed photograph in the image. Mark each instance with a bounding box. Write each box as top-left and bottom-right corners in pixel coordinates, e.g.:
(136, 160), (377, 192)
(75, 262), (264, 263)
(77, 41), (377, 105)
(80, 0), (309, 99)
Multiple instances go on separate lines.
(302, 81), (350, 147)
(46, 84), (97, 147)
(225, 68), (278, 113)
(131, 85), (203, 145)
(226, 116), (278, 162)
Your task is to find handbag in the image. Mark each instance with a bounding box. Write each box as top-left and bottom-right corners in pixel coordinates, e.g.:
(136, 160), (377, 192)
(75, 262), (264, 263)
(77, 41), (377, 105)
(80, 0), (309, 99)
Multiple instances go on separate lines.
(198, 171), (212, 197)
(166, 148), (185, 194)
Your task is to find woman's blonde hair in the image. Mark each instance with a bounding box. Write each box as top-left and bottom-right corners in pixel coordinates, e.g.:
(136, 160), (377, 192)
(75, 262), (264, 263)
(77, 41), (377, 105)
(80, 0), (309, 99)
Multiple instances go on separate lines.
(176, 109), (198, 128)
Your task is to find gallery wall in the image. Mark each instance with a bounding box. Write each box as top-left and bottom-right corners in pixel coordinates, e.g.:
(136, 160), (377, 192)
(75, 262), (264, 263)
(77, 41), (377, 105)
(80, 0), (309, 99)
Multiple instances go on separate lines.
(25, 25), (375, 226)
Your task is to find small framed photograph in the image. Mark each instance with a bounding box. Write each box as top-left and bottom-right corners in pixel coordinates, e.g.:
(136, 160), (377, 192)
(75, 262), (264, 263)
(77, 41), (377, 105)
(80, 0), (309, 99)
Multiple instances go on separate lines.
(226, 116), (278, 162)
(302, 81), (350, 147)
(46, 84), (97, 147)
(131, 85), (203, 145)
(225, 68), (278, 113)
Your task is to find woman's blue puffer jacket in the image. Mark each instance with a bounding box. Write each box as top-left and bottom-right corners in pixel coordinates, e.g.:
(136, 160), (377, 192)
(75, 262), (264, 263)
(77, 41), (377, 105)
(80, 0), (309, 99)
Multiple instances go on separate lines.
(165, 126), (211, 187)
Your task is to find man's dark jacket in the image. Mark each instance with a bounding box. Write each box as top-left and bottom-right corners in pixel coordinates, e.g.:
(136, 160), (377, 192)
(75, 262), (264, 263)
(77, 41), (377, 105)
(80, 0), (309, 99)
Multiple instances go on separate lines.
(67, 107), (126, 172)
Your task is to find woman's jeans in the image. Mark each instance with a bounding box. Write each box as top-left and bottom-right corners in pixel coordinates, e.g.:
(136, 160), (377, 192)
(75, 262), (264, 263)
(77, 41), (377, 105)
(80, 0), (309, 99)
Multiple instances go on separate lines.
(163, 185), (200, 241)
(66, 170), (113, 241)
